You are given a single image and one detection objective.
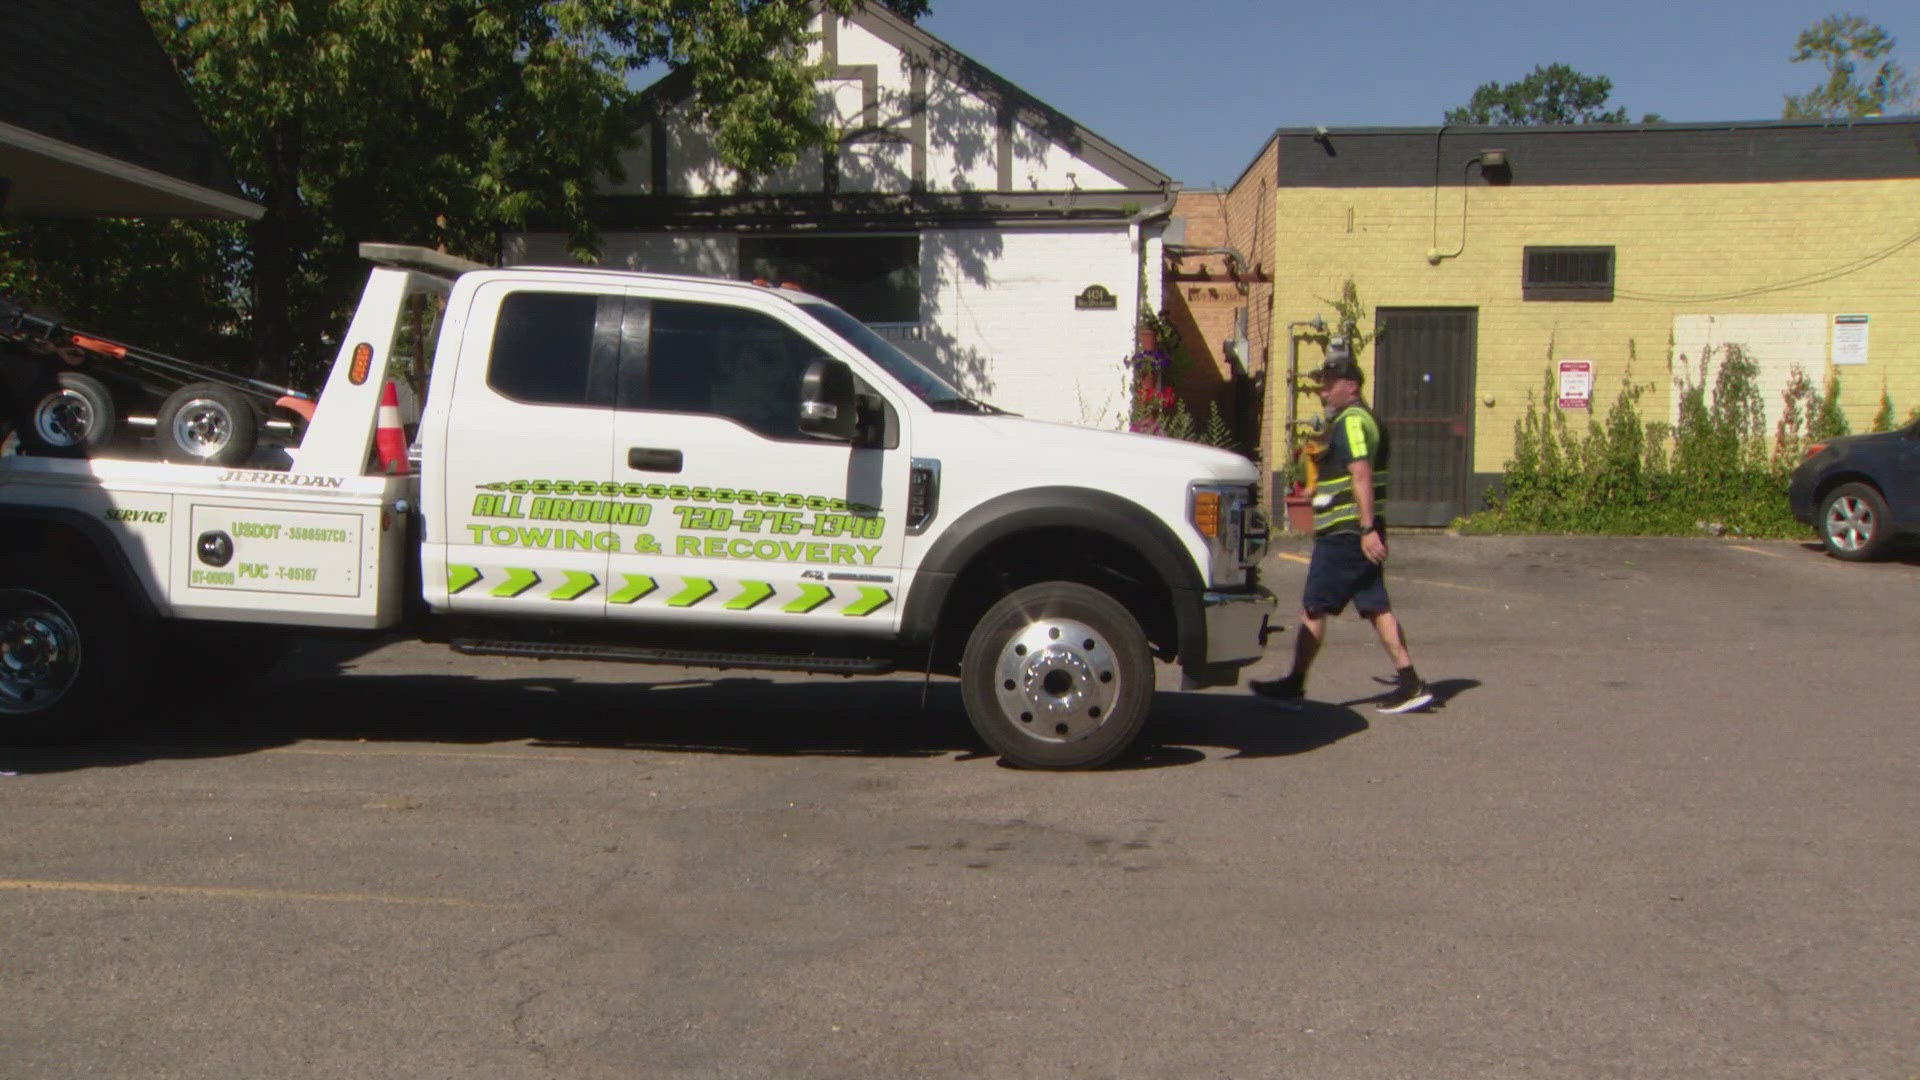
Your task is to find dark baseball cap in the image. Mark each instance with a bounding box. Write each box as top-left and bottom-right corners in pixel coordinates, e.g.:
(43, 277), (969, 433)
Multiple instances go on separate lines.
(1309, 355), (1364, 384)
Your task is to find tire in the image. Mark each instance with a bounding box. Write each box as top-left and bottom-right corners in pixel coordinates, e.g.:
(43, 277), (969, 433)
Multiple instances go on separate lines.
(959, 581), (1154, 769)
(0, 555), (130, 745)
(157, 381), (258, 466)
(17, 370), (118, 457)
(1819, 482), (1892, 561)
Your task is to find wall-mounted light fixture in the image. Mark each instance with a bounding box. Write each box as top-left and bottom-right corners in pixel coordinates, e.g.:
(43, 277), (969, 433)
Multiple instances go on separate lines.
(1479, 148), (1512, 184)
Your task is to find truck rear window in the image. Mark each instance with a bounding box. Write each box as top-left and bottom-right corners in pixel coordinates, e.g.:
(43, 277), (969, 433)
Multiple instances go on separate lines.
(487, 292), (599, 406)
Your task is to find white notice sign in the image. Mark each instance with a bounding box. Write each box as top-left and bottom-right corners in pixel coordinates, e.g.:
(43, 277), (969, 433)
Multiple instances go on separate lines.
(1558, 360), (1594, 409)
(1832, 314), (1869, 366)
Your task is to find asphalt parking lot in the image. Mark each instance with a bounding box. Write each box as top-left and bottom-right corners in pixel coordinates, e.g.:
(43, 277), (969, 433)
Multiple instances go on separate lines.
(3, 534), (1916, 1079)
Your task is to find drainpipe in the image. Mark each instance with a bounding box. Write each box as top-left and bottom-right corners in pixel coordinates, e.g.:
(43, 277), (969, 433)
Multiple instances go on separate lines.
(1130, 184), (1178, 333)
(1282, 317), (1328, 488)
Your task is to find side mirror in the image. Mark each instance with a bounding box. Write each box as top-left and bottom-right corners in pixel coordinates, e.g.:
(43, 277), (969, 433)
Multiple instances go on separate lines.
(798, 358), (857, 441)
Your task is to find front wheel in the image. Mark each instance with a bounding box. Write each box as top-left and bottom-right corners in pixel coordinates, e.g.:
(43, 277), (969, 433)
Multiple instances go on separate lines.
(959, 581), (1153, 769)
(1819, 482), (1892, 561)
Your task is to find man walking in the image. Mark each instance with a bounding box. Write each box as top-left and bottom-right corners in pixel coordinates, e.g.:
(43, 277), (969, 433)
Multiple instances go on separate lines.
(1253, 346), (1432, 714)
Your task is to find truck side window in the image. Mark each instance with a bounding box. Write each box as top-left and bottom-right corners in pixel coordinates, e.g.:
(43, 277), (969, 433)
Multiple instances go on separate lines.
(487, 292), (602, 407)
(637, 300), (830, 441)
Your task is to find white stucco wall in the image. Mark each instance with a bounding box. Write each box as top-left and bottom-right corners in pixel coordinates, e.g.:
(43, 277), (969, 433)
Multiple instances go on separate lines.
(609, 14), (1129, 198)
(504, 222), (1160, 430)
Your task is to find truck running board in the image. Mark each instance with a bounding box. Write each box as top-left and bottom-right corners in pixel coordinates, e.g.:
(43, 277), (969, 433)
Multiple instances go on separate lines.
(450, 638), (897, 675)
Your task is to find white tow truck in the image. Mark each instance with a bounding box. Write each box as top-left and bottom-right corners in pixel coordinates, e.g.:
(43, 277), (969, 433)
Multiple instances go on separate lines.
(0, 244), (1273, 768)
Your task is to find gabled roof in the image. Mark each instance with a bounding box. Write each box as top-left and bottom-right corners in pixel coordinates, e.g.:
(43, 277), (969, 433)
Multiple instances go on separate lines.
(632, 2), (1170, 194)
(0, 0), (259, 219)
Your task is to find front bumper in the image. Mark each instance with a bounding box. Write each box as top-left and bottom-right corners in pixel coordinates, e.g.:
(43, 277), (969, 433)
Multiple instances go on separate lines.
(1179, 586), (1278, 688)
(1201, 587), (1277, 664)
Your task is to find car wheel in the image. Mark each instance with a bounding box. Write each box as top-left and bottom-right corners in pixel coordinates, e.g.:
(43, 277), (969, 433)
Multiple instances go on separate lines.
(0, 556), (129, 744)
(157, 382), (258, 466)
(18, 370), (118, 456)
(1819, 481), (1892, 561)
(959, 581), (1153, 769)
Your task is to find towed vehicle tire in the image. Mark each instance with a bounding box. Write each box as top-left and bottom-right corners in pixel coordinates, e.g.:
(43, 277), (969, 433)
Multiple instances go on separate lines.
(17, 370), (118, 457)
(1819, 481), (1893, 561)
(960, 581), (1153, 770)
(0, 555), (128, 745)
(157, 381), (258, 467)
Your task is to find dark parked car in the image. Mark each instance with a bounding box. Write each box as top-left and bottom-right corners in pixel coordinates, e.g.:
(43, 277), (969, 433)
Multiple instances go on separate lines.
(1788, 418), (1920, 560)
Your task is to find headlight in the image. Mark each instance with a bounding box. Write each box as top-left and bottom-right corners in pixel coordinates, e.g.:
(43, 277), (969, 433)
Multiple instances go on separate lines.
(1189, 482), (1267, 587)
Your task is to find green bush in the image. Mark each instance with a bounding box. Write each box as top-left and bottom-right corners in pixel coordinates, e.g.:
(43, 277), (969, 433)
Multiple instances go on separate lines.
(1457, 342), (1822, 538)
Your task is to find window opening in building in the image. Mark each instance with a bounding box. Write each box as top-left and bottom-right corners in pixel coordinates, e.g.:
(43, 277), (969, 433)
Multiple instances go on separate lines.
(738, 235), (921, 328)
(1523, 246), (1614, 301)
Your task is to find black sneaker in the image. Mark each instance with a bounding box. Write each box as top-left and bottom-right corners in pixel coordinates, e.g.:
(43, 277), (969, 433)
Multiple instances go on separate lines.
(1250, 673), (1305, 710)
(1376, 675), (1433, 714)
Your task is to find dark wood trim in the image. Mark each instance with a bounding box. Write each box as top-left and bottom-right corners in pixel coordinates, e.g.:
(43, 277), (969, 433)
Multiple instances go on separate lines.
(563, 190), (1160, 232)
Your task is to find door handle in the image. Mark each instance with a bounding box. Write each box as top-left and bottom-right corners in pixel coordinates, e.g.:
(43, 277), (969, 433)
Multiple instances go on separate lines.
(627, 447), (683, 473)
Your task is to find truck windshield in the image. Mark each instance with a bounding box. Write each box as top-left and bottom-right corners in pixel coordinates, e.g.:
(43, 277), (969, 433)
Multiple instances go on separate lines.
(798, 302), (1002, 414)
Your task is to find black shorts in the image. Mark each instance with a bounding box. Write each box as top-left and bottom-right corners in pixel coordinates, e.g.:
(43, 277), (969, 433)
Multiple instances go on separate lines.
(1302, 532), (1391, 617)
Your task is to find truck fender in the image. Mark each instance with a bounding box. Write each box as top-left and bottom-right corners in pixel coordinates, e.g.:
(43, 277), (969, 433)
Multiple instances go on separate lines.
(0, 505), (162, 620)
(901, 485), (1205, 648)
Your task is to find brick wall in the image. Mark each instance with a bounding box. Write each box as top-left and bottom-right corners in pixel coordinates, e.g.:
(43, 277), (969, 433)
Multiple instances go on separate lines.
(1165, 142), (1280, 465)
(1266, 177), (1920, 488)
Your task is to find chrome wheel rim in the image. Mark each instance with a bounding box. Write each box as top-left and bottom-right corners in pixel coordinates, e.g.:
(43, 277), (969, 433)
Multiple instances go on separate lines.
(1825, 496), (1875, 552)
(990, 615), (1122, 743)
(170, 398), (233, 458)
(33, 390), (94, 448)
(0, 589), (81, 716)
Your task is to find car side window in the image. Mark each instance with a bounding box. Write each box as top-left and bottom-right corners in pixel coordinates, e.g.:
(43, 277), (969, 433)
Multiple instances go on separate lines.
(487, 292), (611, 407)
(630, 299), (830, 441)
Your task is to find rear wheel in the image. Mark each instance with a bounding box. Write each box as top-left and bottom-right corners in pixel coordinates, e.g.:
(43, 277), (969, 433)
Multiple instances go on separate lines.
(18, 370), (118, 456)
(0, 556), (129, 744)
(959, 581), (1153, 769)
(1819, 482), (1892, 561)
(157, 382), (258, 466)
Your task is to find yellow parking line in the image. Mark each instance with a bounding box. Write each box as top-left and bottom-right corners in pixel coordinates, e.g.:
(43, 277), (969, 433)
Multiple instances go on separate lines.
(0, 878), (512, 909)
(1729, 544), (1786, 558)
(1273, 552), (1310, 565)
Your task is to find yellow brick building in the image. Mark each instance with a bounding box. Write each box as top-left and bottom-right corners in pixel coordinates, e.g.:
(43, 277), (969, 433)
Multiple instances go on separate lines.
(1243, 119), (1920, 524)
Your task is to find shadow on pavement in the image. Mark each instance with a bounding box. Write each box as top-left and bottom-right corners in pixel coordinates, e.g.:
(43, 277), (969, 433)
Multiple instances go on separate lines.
(1335, 676), (1482, 712)
(6, 663), (1370, 776)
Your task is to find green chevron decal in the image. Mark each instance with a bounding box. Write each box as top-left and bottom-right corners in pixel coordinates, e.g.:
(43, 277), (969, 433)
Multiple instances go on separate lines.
(551, 570), (599, 601)
(783, 583), (833, 614)
(842, 585), (892, 617)
(667, 577), (716, 608)
(491, 567), (539, 599)
(726, 581), (774, 611)
(608, 574), (658, 605)
(447, 565), (481, 595)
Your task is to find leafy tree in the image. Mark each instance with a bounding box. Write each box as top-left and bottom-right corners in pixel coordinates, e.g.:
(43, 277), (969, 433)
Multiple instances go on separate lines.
(4, 0), (927, 385)
(1782, 14), (1917, 119)
(1444, 63), (1658, 125)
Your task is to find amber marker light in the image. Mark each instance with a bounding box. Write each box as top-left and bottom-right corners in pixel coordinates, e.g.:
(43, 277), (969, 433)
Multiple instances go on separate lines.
(1192, 490), (1222, 538)
(1805, 442), (1828, 459)
(348, 343), (374, 385)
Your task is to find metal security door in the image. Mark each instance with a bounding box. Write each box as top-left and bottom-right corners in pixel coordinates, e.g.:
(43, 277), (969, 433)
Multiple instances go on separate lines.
(1373, 308), (1476, 526)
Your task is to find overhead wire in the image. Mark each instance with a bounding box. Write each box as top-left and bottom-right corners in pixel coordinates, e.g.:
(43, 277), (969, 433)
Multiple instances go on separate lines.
(1614, 225), (1920, 303)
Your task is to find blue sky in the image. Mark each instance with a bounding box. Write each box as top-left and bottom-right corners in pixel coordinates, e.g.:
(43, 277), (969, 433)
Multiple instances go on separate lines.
(917, 1), (1916, 189)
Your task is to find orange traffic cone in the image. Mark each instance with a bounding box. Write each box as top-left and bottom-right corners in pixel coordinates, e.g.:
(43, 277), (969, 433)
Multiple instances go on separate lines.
(374, 380), (410, 475)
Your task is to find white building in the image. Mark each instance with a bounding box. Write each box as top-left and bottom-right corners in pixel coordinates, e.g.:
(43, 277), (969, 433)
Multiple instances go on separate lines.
(505, 4), (1172, 429)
